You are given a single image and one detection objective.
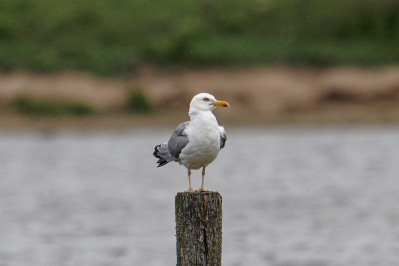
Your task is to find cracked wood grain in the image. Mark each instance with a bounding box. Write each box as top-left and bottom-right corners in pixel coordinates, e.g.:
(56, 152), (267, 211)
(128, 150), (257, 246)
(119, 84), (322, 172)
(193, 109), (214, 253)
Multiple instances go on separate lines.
(175, 192), (222, 266)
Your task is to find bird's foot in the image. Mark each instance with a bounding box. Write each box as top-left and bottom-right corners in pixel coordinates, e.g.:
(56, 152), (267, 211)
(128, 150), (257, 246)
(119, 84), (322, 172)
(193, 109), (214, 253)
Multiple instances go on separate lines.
(185, 188), (195, 192)
(195, 188), (208, 192)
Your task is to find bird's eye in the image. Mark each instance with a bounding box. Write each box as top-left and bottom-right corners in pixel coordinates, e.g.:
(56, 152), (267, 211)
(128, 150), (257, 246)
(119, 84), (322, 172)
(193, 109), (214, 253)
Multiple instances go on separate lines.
(203, 97), (210, 102)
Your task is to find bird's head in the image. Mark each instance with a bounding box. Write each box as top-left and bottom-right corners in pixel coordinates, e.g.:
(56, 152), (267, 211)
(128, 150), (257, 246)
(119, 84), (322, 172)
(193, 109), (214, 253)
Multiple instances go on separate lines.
(189, 93), (229, 115)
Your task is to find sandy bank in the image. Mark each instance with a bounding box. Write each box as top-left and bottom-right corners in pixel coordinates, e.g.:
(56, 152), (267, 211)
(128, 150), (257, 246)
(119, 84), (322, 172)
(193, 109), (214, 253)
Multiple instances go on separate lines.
(1, 66), (399, 129)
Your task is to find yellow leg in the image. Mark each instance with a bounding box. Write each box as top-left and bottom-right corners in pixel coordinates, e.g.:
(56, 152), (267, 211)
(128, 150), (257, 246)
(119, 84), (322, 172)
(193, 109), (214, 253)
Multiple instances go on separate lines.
(197, 167), (208, 192)
(185, 169), (194, 192)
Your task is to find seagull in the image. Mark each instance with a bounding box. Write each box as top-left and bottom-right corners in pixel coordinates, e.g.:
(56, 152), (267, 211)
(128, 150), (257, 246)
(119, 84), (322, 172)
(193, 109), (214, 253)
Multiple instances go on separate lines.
(153, 93), (229, 192)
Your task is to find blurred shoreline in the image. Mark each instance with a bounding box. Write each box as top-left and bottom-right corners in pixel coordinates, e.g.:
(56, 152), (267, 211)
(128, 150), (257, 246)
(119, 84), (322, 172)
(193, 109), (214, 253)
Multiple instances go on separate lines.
(1, 65), (399, 130)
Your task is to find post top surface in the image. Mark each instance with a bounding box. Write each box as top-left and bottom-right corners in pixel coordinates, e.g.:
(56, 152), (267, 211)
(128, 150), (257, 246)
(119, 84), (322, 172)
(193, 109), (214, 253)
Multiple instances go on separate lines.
(176, 191), (221, 195)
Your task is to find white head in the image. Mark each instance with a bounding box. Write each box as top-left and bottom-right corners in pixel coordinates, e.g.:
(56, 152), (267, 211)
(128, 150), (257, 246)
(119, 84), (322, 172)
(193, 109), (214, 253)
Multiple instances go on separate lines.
(189, 93), (229, 117)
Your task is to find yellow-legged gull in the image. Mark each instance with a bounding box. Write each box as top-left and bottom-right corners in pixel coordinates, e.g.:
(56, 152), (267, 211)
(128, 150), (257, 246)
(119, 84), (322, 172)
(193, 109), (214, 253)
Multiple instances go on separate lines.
(153, 93), (229, 192)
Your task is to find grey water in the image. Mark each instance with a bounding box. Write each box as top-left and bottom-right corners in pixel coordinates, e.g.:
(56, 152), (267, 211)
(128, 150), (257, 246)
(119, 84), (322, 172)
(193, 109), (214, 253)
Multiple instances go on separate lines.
(0, 126), (399, 266)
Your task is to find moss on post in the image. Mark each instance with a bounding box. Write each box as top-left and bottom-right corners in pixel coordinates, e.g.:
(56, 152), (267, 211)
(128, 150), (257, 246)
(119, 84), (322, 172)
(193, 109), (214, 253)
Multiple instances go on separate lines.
(175, 192), (222, 266)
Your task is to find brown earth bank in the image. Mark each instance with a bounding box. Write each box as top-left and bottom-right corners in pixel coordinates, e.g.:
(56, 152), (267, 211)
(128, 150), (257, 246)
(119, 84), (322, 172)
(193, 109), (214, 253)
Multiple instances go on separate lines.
(1, 65), (399, 129)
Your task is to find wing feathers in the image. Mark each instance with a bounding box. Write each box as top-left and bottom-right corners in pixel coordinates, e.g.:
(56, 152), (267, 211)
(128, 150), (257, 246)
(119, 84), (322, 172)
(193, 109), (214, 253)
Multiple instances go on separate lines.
(153, 122), (190, 167)
(167, 121), (190, 158)
(219, 126), (227, 149)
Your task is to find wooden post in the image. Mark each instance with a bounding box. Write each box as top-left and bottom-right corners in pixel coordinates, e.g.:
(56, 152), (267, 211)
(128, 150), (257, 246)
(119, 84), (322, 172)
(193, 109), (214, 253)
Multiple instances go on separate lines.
(175, 192), (222, 266)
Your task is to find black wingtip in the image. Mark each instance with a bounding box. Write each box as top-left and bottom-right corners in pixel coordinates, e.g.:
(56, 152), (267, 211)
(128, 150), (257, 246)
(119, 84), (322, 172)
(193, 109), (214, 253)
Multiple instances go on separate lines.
(153, 144), (160, 158)
(156, 161), (168, 167)
(153, 144), (169, 167)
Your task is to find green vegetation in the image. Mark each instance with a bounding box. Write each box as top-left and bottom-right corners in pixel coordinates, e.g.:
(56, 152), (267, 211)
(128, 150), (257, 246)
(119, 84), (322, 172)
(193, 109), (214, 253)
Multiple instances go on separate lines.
(0, 0), (398, 75)
(125, 90), (153, 114)
(13, 95), (95, 116)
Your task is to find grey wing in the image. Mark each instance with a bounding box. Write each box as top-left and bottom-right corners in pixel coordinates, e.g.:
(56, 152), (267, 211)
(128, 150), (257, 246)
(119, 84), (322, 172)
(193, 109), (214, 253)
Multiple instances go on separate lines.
(219, 126), (227, 149)
(168, 121), (190, 159)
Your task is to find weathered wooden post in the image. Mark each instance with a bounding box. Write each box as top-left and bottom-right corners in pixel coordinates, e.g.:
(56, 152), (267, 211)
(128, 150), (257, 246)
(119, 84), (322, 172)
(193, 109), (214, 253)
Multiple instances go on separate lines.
(175, 192), (222, 266)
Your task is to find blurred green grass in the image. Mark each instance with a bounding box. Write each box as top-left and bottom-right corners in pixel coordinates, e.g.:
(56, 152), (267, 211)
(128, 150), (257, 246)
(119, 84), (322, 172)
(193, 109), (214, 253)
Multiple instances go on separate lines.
(125, 89), (154, 114)
(0, 0), (398, 75)
(13, 95), (96, 116)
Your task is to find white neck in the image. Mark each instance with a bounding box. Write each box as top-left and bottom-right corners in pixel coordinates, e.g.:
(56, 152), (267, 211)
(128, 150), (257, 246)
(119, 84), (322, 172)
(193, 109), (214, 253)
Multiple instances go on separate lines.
(189, 110), (218, 126)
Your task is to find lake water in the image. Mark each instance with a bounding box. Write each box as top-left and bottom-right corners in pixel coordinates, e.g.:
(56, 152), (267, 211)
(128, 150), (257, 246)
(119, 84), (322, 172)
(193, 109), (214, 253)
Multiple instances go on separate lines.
(0, 126), (399, 266)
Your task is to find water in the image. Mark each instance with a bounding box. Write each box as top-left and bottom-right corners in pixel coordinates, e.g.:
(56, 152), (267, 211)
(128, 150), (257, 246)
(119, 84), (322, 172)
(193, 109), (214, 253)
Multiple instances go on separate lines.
(0, 126), (399, 266)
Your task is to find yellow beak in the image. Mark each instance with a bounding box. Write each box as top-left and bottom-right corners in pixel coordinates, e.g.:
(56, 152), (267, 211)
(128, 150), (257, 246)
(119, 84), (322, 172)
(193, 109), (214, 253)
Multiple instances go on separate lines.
(213, 100), (230, 107)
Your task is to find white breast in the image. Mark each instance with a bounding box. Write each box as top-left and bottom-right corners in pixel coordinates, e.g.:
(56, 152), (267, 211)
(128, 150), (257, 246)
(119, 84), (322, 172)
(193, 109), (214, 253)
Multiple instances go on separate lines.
(179, 113), (221, 170)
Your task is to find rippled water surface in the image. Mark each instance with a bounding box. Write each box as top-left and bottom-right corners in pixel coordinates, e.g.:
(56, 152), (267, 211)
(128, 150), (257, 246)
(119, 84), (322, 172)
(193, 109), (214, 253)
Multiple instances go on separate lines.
(1, 126), (399, 266)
